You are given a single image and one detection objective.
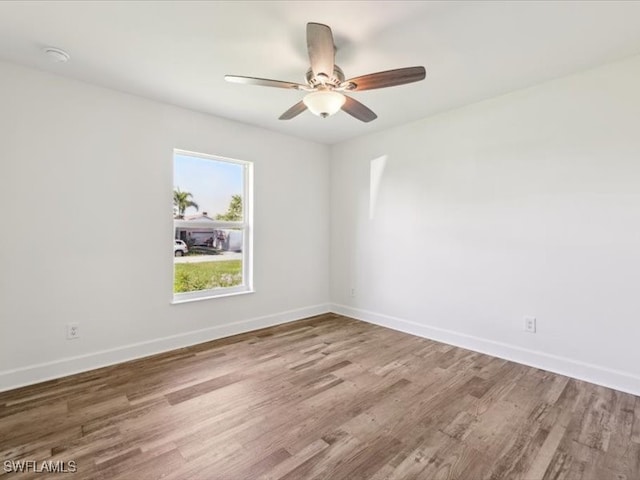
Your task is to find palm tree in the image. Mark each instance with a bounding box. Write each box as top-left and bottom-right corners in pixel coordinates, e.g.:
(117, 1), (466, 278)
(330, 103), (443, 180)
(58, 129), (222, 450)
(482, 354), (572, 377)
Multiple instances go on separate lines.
(216, 195), (242, 221)
(173, 188), (199, 218)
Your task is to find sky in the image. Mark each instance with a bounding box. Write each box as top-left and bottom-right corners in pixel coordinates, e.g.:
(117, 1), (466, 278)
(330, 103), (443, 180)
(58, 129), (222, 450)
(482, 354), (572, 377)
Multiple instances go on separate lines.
(173, 153), (243, 218)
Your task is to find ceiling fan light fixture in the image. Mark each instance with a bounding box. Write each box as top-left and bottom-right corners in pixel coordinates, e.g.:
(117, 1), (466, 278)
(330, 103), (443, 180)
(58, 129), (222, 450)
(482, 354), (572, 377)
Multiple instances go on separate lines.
(225, 22), (425, 123)
(303, 91), (345, 118)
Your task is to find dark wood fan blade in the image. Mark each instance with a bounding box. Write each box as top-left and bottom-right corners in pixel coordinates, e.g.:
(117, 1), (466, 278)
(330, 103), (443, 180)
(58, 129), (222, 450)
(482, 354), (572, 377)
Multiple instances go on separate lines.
(341, 96), (377, 123)
(307, 23), (335, 78)
(279, 101), (307, 120)
(343, 66), (426, 91)
(225, 75), (306, 90)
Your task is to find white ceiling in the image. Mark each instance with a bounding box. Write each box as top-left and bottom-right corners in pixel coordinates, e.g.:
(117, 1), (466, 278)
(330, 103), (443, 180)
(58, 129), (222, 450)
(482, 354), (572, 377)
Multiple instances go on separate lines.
(1, 1), (640, 145)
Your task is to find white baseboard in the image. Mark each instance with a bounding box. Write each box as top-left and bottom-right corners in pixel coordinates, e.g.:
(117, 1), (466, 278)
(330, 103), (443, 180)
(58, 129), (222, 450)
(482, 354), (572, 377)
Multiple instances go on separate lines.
(0, 304), (330, 393)
(331, 304), (640, 397)
(5, 303), (639, 397)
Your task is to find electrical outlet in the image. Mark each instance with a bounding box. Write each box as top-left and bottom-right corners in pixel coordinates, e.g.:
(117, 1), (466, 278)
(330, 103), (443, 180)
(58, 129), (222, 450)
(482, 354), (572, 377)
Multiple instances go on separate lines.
(524, 317), (536, 333)
(66, 323), (80, 340)
(350, 287), (356, 298)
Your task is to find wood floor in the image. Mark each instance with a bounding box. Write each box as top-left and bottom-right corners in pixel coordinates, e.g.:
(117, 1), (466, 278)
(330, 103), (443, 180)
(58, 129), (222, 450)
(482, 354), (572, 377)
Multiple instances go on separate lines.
(1, 314), (639, 480)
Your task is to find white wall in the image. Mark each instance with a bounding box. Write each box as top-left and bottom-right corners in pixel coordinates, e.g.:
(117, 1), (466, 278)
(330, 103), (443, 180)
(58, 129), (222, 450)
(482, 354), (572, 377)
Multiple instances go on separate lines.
(3, 53), (640, 396)
(330, 55), (640, 395)
(0, 61), (330, 390)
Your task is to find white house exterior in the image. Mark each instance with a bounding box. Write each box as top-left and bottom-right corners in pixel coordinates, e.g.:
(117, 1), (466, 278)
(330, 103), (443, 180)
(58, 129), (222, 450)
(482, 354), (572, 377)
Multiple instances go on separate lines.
(174, 213), (243, 251)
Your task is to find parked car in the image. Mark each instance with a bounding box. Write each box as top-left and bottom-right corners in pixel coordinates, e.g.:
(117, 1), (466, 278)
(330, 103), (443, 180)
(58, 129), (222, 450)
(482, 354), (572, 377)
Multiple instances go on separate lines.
(174, 239), (188, 256)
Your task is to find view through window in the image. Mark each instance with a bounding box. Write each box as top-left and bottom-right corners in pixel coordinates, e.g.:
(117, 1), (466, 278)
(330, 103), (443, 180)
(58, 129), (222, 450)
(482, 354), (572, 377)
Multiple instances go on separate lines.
(173, 150), (252, 301)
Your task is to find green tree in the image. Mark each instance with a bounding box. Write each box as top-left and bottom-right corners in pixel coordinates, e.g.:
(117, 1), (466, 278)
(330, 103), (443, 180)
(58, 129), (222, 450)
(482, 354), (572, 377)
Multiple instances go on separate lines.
(216, 195), (242, 221)
(173, 188), (199, 218)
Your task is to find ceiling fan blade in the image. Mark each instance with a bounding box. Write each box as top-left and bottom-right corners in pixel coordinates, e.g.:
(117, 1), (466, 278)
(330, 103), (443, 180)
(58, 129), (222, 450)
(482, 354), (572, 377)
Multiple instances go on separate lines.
(342, 66), (426, 91)
(225, 75), (306, 90)
(279, 101), (307, 120)
(307, 22), (335, 78)
(341, 96), (377, 123)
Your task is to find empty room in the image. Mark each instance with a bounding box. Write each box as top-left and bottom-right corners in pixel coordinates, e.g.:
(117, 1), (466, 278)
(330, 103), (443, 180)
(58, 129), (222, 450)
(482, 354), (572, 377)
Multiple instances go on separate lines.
(2, 1), (640, 479)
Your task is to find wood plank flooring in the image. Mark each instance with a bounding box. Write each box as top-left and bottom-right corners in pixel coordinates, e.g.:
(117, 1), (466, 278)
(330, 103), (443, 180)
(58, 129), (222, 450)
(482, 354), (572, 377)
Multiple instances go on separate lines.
(1, 313), (638, 479)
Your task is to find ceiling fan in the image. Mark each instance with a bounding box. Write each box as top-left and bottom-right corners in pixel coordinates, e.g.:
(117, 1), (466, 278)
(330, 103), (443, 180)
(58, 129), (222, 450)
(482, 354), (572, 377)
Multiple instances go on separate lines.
(225, 22), (426, 123)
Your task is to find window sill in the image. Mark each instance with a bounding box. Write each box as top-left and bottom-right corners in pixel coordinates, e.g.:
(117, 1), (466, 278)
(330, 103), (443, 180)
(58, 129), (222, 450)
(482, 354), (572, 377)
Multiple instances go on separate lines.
(171, 288), (254, 305)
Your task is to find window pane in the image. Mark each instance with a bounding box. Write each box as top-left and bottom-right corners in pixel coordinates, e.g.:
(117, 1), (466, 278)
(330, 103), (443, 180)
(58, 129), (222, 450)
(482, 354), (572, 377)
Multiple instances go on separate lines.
(174, 230), (244, 293)
(173, 151), (249, 297)
(174, 153), (243, 221)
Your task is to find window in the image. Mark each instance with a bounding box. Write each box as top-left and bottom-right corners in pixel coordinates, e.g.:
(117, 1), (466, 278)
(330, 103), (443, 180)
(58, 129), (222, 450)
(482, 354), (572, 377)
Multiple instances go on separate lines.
(172, 149), (253, 302)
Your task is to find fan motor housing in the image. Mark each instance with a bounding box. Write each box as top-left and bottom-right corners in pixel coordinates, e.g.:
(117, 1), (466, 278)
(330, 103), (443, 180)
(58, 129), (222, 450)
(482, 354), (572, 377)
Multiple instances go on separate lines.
(306, 65), (345, 88)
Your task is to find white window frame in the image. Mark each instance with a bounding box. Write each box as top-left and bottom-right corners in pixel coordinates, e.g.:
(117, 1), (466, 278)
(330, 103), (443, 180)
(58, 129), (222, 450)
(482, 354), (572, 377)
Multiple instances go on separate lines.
(172, 149), (253, 304)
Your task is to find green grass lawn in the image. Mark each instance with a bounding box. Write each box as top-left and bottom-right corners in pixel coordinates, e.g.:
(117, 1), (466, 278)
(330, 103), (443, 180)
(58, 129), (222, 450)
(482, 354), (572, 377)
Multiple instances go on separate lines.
(174, 260), (242, 293)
